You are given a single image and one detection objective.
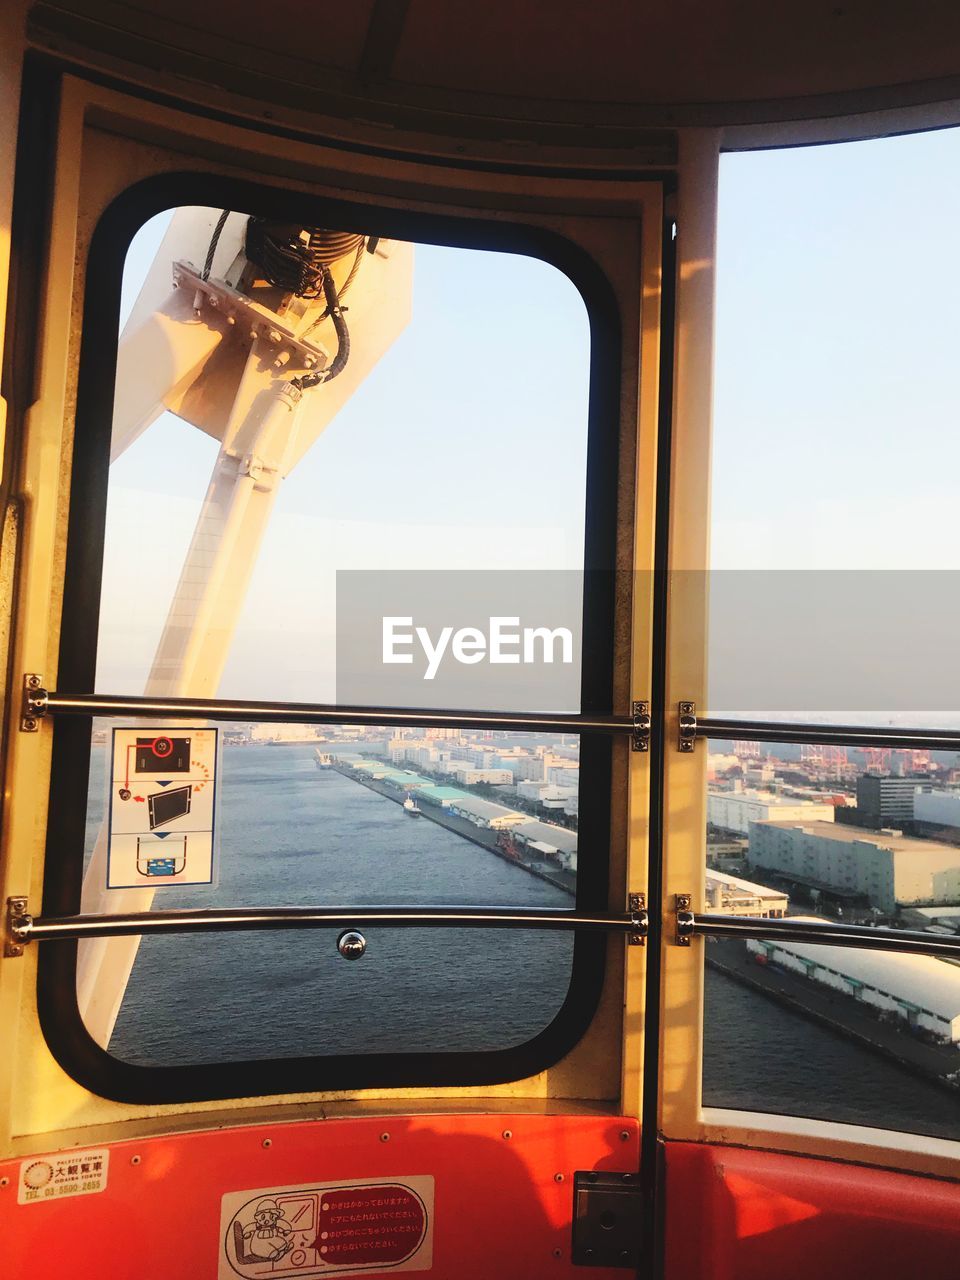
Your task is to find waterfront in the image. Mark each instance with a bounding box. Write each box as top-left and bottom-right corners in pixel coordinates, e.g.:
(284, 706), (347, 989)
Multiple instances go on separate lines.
(85, 742), (960, 1138)
(326, 757), (576, 896)
(704, 965), (960, 1141)
(85, 743), (574, 1065)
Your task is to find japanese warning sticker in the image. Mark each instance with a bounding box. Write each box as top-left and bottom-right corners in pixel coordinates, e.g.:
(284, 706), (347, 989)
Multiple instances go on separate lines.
(107, 726), (219, 889)
(18, 1149), (109, 1205)
(220, 1177), (434, 1278)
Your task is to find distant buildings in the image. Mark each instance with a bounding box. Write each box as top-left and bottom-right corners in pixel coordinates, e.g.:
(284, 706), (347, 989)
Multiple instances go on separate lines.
(749, 819), (960, 913)
(452, 767), (514, 786)
(914, 788), (960, 834)
(445, 795), (527, 829)
(250, 724), (318, 742)
(847, 775), (920, 828)
(705, 869), (788, 917)
(707, 790), (835, 836)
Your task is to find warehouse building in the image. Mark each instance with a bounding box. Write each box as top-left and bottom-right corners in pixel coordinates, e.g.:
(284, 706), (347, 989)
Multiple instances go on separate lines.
(914, 788), (960, 834)
(704, 869), (789, 917)
(749, 820), (960, 913)
(446, 795), (529, 830)
(507, 819), (578, 872)
(707, 789), (835, 836)
(747, 920), (960, 1044)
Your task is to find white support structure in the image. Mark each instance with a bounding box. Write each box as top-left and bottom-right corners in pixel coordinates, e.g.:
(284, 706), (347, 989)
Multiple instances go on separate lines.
(77, 210), (412, 1046)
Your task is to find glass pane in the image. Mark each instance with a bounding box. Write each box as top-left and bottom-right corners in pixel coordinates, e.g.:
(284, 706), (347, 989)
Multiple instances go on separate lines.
(98, 208), (590, 709)
(702, 734), (960, 1136)
(74, 205), (596, 1066)
(708, 130), (960, 726)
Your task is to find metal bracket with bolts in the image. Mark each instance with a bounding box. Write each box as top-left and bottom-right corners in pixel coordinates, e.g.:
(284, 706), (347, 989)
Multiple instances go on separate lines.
(678, 701), (697, 753)
(631, 701), (651, 752)
(628, 893), (647, 946)
(4, 898), (31, 957)
(674, 893), (694, 946)
(20, 674), (47, 732)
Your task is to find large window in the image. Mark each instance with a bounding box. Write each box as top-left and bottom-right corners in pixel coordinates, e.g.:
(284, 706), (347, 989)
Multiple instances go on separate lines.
(702, 129), (960, 1138)
(41, 193), (620, 1099)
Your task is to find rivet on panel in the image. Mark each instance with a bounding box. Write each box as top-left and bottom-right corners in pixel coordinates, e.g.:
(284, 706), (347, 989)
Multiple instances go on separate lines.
(130, 1155), (141, 1166)
(501, 1130), (512, 1140)
(554, 1173), (564, 1183)
(262, 1139), (272, 1149)
(380, 1133), (390, 1143)
(619, 1130), (630, 1142)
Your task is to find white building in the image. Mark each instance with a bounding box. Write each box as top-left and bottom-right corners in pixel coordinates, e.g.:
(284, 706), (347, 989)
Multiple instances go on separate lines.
(447, 796), (529, 829)
(517, 781), (577, 804)
(452, 767), (514, 786)
(749, 820), (960, 913)
(512, 754), (548, 782)
(704, 870), (788, 917)
(250, 724), (318, 742)
(915, 789), (960, 831)
(708, 790), (835, 836)
(546, 764), (579, 786)
(747, 918), (960, 1044)
(507, 818), (578, 869)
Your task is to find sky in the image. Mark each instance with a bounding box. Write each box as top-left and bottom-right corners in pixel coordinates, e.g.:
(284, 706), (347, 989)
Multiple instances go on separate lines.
(100, 215), (590, 699)
(99, 124), (960, 710)
(711, 127), (960, 571)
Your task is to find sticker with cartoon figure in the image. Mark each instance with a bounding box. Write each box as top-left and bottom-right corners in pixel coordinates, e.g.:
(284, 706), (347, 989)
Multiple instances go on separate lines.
(220, 1177), (434, 1278)
(107, 726), (219, 888)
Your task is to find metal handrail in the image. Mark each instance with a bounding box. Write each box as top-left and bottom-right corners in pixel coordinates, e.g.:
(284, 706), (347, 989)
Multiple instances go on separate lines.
(695, 715), (960, 752)
(22, 686), (644, 740)
(6, 902), (647, 947)
(678, 909), (960, 962)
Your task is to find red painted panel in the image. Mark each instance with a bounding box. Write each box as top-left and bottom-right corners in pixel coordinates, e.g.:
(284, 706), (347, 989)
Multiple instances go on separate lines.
(0, 1113), (639, 1279)
(664, 1141), (960, 1280)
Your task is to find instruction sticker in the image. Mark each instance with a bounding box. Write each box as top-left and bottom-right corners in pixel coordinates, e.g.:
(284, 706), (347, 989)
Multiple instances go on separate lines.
(18, 1149), (109, 1204)
(220, 1176), (434, 1278)
(107, 726), (219, 889)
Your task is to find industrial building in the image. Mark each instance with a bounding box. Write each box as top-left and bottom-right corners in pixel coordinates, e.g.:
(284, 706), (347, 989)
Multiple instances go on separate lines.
(704, 870), (788, 917)
(900, 906), (960, 934)
(746, 920), (960, 1044)
(707, 789), (835, 836)
(914, 788), (960, 834)
(749, 820), (960, 913)
(853, 775), (920, 827)
(507, 819), (579, 871)
(445, 795), (529, 830)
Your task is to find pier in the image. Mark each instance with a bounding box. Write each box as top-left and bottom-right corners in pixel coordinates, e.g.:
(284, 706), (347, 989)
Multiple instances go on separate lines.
(324, 760), (576, 898)
(708, 938), (960, 1091)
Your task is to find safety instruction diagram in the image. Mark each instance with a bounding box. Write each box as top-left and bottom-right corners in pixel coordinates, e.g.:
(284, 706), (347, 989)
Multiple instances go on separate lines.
(220, 1176), (434, 1278)
(107, 727), (219, 889)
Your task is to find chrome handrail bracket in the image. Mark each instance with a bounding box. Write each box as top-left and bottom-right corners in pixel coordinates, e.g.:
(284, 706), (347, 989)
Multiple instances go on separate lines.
(4, 897), (31, 956)
(20, 674), (46, 732)
(674, 894), (694, 946)
(631, 701), (651, 752)
(628, 892), (648, 945)
(677, 703), (697, 753)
